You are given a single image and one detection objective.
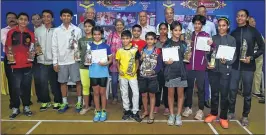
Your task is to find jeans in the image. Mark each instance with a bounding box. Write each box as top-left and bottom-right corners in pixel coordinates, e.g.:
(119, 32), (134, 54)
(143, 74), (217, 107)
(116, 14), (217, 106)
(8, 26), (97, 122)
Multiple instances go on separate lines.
(111, 72), (119, 99)
(205, 72), (211, 101)
(36, 64), (62, 103)
(156, 70), (169, 108)
(229, 69), (254, 117)
(184, 70), (205, 110)
(10, 67), (33, 108)
(33, 62), (42, 101)
(208, 71), (230, 119)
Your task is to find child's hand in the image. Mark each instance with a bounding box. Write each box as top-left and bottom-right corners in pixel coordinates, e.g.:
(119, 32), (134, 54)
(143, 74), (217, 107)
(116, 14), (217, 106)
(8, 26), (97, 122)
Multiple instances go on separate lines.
(119, 70), (124, 76)
(220, 58), (226, 64)
(207, 39), (213, 46)
(98, 61), (107, 66)
(165, 58), (174, 65)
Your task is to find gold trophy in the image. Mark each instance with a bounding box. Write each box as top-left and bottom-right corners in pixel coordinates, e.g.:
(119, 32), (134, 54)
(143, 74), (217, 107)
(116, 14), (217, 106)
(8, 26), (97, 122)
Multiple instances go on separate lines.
(183, 30), (192, 63)
(208, 50), (216, 68)
(35, 38), (43, 56)
(7, 46), (16, 64)
(127, 53), (135, 75)
(28, 43), (35, 62)
(84, 42), (92, 65)
(240, 39), (248, 61)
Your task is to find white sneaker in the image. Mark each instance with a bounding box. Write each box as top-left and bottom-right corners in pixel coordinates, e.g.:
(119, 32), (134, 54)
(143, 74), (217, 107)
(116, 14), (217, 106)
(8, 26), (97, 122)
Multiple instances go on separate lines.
(194, 110), (204, 120)
(182, 107), (192, 117)
(167, 114), (175, 126)
(79, 108), (91, 115)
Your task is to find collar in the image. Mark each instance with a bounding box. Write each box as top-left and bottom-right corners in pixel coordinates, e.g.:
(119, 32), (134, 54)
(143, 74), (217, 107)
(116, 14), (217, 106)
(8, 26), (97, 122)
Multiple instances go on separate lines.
(93, 40), (103, 45)
(123, 43), (133, 50)
(60, 23), (74, 30)
(14, 26), (30, 32)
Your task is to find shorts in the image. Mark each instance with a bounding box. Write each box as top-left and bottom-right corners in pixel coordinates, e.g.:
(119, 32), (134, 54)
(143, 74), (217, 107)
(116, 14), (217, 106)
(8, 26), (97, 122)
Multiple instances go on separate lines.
(138, 77), (159, 93)
(165, 77), (188, 88)
(58, 63), (80, 83)
(90, 77), (108, 87)
(80, 69), (90, 96)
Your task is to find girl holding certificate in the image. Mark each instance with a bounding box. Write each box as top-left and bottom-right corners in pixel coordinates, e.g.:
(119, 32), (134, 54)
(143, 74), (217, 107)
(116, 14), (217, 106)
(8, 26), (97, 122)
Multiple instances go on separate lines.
(89, 26), (112, 122)
(183, 15), (215, 120)
(163, 21), (189, 126)
(204, 17), (236, 129)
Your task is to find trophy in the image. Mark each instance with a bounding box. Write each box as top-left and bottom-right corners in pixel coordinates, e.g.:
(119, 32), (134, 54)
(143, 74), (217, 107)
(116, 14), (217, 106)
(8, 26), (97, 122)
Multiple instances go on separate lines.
(208, 49), (216, 68)
(74, 47), (81, 62)
(127, 53), (135, 75)
(183, 30), (193, 63)
(28, 43), (35, 62)
(35, 37), (43, 56)
(84, 42), (92, 65)
(69, 30), (76, 50)
(7, 46), (16, 64)
(240, 39), (248, 61)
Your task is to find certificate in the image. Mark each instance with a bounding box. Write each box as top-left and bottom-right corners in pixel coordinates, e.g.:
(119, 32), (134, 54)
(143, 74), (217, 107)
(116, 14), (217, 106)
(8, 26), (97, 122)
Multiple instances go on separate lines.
(216, 45), (236, 60)
(196, 37), (211, 51)
(91, 49), (107, 63)
(162, 47), (179, 61)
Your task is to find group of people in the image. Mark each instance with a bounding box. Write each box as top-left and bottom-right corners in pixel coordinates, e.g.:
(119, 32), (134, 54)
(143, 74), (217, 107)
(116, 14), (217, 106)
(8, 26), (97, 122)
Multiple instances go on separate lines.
(1, 5), (265, 129)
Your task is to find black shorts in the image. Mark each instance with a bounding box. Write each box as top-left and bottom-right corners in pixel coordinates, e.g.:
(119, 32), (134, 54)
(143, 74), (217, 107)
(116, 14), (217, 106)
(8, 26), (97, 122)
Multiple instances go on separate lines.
(138, 77), (159, 94)
(90, 77), (108, 87)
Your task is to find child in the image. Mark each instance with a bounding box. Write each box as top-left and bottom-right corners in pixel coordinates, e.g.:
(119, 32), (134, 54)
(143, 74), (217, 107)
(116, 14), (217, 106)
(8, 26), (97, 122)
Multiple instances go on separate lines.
(116, 30), (142, 122)
(139, 32), (162, 124)
(89, 26), (112, 122)
(204, 17), (236, 129)
(131, 24), (146, 53)
(78, 19), (95, 115)
(163, 21), (190, 126)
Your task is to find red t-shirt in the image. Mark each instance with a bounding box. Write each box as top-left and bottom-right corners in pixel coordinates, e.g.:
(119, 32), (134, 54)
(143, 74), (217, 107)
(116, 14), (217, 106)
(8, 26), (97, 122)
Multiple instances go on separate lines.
(5, 26), (35, 69)
(131, 39), (146, 53)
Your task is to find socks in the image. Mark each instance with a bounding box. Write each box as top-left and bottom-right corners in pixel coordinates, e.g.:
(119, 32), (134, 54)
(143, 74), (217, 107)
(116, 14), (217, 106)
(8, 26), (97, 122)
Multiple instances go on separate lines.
(78, 96), (82, 103)
(62, 97), (68, 104)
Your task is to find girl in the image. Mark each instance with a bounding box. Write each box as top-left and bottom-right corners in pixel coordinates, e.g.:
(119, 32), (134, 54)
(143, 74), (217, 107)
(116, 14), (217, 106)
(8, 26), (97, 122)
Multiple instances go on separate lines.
(164, 21), (189, 126)
(183, 15), (214, 120)
(204, 17), (236, 129)
(89, 26), (112, 122)
(78, 19), (95, 115)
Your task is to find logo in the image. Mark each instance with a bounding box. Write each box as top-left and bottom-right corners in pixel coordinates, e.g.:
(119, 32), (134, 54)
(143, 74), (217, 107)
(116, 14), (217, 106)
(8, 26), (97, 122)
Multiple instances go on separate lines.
(26, 38), (31, 43)
(79, 0), (94, 9)
(139, 0), (151, 10)
(163, 0), (175, 8)
(180, 0), (226, 11)
(97, 0), (136, 10)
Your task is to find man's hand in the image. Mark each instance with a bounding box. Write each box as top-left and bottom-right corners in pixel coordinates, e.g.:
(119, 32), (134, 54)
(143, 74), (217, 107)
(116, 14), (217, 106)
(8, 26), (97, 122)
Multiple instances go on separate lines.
(53, 64), (59, 72)
(165, 58), (174, 65)
(207, 39), (213, 46)
(241, 56), (251, 64)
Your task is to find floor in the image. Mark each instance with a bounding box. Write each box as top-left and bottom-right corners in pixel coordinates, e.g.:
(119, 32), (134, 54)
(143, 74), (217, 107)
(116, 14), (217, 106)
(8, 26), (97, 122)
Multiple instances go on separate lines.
(1, 94), (265, 134)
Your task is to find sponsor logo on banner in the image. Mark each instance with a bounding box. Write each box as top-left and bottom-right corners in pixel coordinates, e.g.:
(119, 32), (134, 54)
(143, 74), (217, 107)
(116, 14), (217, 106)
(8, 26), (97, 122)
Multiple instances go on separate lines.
(163, 0), (175, 8)
(97, 0), (136, 11)
(140, 0), (151, 11)
(180, 0), (226, 12)
(79, 0), (95, 10)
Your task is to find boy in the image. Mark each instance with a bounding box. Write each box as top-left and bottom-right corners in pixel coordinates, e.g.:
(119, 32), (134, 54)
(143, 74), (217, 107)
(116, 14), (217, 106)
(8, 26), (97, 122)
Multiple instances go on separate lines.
(131, 24), (146, 53)
(52, 9), (82, 113)
(5, 12), (35, 119)
(116, 30), (142, 122)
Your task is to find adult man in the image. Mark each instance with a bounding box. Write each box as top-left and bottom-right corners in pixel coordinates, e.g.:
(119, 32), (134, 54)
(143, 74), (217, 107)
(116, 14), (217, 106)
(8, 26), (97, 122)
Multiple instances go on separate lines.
(52, 9), (82, 113)
(138, 11), (156, 40)
(5, 12), (35, 119)
(31, 14), (43, 31)
(187, 5), (217, 108)
(35, 10), (62, 111)
(78, 7), (96, 36)
(1, 12), (17, 109)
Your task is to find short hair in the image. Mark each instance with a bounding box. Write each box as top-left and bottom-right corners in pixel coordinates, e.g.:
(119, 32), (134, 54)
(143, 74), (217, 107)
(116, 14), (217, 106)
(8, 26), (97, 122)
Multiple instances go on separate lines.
(170, 21), (183, 31)
(159, 22), (169, 29)
(192, 15), (206, 25)
(31, 13), (41, 19)
(6, 12), (17, 18)
(145, 32), (156, 39)
(114, 19), (125, 26)
(121, 30), (132, 38)
(18, 12), (29, 20)
(239, 9), (249, 17)
(92, 26), (104, 35)
(84, 19), (95, 27)
(164, 7), (174, 13)
(197, 5), (206, 11)
(86, 7), (95, 13)
(42, 10), (54, 18)
(60, 8), (73, 16)
(132, 24), (142, 31)
(218, 17), (230, 26)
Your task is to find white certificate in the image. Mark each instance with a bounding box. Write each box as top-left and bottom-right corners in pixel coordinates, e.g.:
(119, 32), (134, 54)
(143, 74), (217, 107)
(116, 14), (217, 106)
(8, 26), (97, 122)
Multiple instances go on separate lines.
(91, 49), (107, 63)
(196, 37), (211, 51)
(162, 47), (179, 61)
(216, 45), (236, 61)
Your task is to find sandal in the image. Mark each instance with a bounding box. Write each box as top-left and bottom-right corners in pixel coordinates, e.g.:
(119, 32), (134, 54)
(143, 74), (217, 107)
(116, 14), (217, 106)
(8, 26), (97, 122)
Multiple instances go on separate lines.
(147, 117), (155, 124)
(141, 113), (149, 119)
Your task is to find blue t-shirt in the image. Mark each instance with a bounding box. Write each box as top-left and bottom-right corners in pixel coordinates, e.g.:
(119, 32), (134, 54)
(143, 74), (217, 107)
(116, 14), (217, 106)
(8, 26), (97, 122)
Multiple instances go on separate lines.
(143, 47), (154, 55)
(89, 41), (112, 78)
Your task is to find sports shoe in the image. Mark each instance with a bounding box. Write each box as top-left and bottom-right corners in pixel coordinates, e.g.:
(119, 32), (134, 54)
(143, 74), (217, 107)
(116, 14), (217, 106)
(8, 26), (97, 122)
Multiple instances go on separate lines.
(204, 114), (217, 123)
(240, 117), (249, 126)
(227, 113), (235, 120)
(100, 110), (107, 122)
(163, 108), (170, 116)
(131, 112), (142, 123)
(153, 107), (159, 114)
(9, 108), (20, 119)
(75, 102), (82, 113)
(175, 115), (182, 126)
(194, 110), (204, 120)
(23, 106), (33, 117)
(182, 107), (192, 117)
(93, 110), (101, 122)
(167, 114), (175, 126)
(259, 98), (265, 104)
(252, 93), (264, 98)
(80, 107), (91, 115)
(220, 118), (229, 129)
(53, 103), (60, 110)
(40, 103), (51, 112)
(122, 110), (131, 120)
(58, 103), (69, 113)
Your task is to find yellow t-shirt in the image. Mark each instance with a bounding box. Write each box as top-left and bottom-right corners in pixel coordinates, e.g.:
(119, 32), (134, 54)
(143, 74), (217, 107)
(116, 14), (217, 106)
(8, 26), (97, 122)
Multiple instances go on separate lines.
(116, 46), (140, 80)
